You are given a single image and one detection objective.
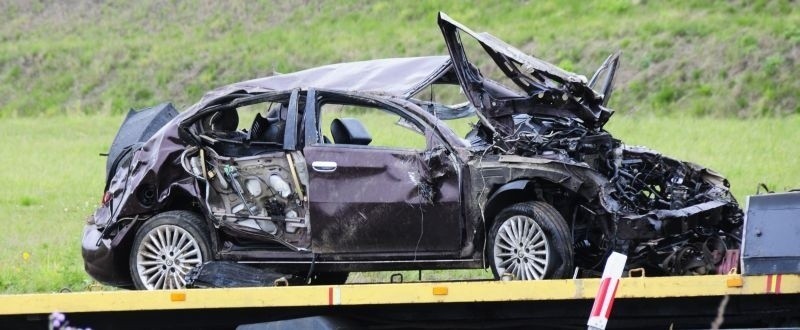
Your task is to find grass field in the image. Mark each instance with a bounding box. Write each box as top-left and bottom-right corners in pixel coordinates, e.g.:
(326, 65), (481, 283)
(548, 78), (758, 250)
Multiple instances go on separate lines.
(1, 1), (798, 118)
(0, 113), (798, 293)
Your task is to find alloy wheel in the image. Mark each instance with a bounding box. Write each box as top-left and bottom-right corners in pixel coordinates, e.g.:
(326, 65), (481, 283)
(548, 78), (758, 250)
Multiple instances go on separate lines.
(492, 215), (550, 280)
(134, 224), (203, 289)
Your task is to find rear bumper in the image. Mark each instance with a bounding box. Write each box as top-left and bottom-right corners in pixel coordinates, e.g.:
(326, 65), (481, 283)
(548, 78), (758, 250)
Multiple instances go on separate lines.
(81, 224), (133, 288)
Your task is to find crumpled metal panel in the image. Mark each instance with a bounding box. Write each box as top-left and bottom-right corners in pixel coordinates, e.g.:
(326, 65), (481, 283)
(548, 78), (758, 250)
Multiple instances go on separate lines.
(185, 262), (291, 288)
(437, 12), (612, 131)
(106, 103), (178, 178)
(438, 12), (589, 86)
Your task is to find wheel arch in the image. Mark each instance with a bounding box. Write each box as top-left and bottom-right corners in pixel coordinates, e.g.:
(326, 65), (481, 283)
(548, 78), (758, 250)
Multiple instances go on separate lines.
(482, 178), (580, 229)
(107, 187), (211, 287)
(114, 184), (210, 250)
(160, 185), (207, 217)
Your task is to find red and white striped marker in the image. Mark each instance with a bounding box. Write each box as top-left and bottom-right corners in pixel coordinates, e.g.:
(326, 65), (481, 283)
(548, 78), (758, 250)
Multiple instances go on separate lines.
(327, 286), (341, 306)
(587, 252), (627, 330)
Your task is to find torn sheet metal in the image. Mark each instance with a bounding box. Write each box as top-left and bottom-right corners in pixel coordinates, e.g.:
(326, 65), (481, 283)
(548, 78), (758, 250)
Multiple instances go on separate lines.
(438, 13), (612, 130)
(106, 103), (178, 179)
(467, 112), (742, 276)
(185, 262), (293, 288)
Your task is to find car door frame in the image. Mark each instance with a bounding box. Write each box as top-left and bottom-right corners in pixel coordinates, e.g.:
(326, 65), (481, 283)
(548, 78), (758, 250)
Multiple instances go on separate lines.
(299, 88), (467, 260)
(178, 90), (305, 255)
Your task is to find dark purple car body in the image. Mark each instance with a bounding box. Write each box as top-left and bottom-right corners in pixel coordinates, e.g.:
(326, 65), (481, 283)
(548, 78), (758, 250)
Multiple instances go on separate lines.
(82, 13), (742, 289)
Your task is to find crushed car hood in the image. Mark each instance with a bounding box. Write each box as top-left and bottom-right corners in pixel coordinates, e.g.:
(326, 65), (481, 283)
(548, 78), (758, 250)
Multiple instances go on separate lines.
(438, 12), (613, 131)
(439, 13), (591, 88)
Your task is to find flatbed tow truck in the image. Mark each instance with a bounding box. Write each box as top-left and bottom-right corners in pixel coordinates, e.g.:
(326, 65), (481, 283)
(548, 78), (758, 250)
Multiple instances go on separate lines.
(0, 274), (798, 329)
(2, 194), (799, 329)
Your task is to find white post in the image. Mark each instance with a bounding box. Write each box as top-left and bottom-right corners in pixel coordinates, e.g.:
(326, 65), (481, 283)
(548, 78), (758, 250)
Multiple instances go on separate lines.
(587, 252), (627, 330)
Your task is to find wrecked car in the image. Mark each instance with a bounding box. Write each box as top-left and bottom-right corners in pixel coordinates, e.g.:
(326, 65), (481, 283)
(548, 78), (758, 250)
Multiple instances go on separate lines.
(82, 13), (742, 290)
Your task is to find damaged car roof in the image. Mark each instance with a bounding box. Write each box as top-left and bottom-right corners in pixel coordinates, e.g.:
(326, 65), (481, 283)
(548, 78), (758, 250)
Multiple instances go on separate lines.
(234, 56), (454, 97)
(184, 56), (457, 117)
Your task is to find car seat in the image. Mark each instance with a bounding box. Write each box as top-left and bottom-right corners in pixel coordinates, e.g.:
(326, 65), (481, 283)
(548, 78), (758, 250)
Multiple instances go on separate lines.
(330, 118), (372, 146)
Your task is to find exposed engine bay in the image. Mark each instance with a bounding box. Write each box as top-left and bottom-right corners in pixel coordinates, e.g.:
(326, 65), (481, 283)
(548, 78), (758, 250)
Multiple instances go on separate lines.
(182, 147), (311, 250)
(437, 11), (744, 277)
(468, 114), (743, 276)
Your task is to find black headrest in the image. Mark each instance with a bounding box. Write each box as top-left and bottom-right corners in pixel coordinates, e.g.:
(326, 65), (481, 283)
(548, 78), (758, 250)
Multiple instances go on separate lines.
(331, 118), (372, 146)
(208, 110), (239, 132)
(250, 113), (284, 143)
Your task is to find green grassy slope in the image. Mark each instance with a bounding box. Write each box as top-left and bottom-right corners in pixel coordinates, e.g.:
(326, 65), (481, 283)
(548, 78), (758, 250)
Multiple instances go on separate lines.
(1, 0), (798, 117)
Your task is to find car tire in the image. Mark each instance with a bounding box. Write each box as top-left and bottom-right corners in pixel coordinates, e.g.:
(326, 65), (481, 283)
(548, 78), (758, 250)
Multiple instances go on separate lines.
(488, 201), (573, 280)
(129, 211), (212, 290)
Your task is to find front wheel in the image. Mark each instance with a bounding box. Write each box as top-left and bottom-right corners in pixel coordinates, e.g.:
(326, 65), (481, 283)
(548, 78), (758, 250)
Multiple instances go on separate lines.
(488, 202), (573, 280)
(129, 211), (212, 290)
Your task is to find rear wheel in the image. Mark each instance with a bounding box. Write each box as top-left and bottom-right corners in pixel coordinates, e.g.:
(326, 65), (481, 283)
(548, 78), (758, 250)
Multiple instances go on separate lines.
(488, 202), (573, 280)
(129, 211), (212, 290)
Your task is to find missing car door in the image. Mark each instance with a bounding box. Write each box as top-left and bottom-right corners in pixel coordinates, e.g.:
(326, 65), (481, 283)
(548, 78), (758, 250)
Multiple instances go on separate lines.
(187, 90), (312, 250)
